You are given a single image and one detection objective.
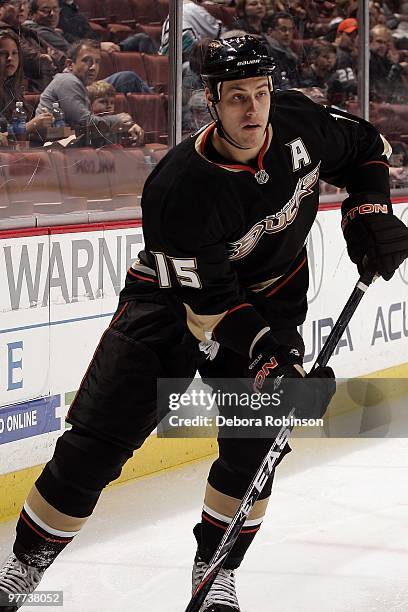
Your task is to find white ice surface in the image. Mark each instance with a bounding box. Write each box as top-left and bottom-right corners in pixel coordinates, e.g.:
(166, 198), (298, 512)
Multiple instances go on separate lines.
(1, 436), (408, 612)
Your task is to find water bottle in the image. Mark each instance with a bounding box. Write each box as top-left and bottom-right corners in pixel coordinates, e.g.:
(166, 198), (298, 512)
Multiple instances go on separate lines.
(52, 102), (65, 128)
(11, 101), (27, 141)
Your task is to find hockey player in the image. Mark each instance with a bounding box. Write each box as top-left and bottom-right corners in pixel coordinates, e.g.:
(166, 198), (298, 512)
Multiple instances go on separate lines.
(1, 36), (408, 612)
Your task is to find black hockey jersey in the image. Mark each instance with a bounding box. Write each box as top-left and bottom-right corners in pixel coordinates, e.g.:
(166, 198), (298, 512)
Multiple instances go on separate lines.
(127, 91), (390, 358)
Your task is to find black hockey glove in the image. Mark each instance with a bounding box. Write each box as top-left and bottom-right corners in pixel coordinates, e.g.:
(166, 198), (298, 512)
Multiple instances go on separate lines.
(302, 367), (336, 420)
(248, 335), (304, 392)
(342, 209), (408, 281)
(248, 336), (336, 420)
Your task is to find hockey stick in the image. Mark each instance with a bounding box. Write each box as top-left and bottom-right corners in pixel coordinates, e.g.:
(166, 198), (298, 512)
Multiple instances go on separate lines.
(184, 266), (377, 612)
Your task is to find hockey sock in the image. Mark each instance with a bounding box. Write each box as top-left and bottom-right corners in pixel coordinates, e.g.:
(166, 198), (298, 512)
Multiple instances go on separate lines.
(194, 499), (266, 570)
(13, 502), (81, 571)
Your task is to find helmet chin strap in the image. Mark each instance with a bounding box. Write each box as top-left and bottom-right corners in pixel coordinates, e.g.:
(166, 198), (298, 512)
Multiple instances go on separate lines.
(208, 103), (255, 151)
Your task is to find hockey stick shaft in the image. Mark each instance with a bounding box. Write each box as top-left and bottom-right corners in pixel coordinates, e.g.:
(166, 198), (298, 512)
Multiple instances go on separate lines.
(184, 267), (377, 612)
(311, 266), (377, 369)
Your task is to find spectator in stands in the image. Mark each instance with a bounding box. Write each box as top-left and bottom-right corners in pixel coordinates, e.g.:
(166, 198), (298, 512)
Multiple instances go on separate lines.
(160, 0), (224, 57)
(234, 0), (267, 36)
(87, 79), (153, 144)
(334, 17), (358, 73)
(104, 71), (152, 95)
(0, 29), (53, 137)
(16, 0), (28, 21)
(26, 1), (153, 93)
(369, 1), (387, 27)
(274, 0), (315, 39)
(87, 80), (116, 115)
(2, 0), (64, 91)
(57, 0), (98, 43)
(370, 24), (407, 102)
(0, 0), (16, 23)
(263, 12), (301, 89)
(25, 0), (69, 52)
(37, 39), (144, 143)
(328, 17), (358, 106)
(58, 0), (158, 54)
(325, 0), (357, 41)
(300, 40), (337, 89)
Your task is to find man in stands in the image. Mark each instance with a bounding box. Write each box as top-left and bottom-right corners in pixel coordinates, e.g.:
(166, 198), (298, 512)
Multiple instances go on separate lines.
(160, 0), (224, 56)
(370, 24), (407, 103)
(263, 11), (301, 89)
(333, 18), (358, 83)
(25, 0), (68, 51)
(26, 0), (120, 54)
(37, 39), (144, 143)
(329, 17), (358, 107)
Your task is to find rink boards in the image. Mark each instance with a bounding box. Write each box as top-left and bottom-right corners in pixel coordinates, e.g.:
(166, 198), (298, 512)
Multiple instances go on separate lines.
(0, 203), (407, 520)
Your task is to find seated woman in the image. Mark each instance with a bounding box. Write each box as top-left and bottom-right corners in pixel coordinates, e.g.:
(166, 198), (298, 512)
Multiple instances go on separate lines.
(234, 0), (267, 37)
(0, 28), (52, 141)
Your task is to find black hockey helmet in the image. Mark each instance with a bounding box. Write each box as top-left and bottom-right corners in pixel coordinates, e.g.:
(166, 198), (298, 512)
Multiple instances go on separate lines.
(201, 35), (275, 104)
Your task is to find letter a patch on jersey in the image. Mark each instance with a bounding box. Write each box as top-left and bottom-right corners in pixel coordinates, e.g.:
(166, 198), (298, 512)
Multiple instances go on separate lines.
(286, 137), (311, 171)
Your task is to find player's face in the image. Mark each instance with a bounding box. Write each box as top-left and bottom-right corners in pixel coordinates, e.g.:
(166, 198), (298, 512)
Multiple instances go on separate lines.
(213, 77), (270, 150)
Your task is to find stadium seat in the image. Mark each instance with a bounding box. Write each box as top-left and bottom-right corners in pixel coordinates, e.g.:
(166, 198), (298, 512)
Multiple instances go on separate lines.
(75, 0), (103, 20)
(220, 6), (236, 27)
(111, 52), (148, 82)
(156, 0), (169, 23)
(106, 0), (136, 25)
(114, 93), (130, 115)
(126, 93), (168, 143)
(136, 23), (162, 45)
(131, 0), (160, 24)
(142, 54), (168, 92)
(89, 21), (109, 41)
(107, 23), (134, 43)
(98, 51), (115, 79)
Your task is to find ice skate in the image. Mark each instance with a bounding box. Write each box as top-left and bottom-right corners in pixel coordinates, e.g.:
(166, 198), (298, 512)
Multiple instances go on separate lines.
(192, 553), (241, 612)
(0, 553), (44, 611)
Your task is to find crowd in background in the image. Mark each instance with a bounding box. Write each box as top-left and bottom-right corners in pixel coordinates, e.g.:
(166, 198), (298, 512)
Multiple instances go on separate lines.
(0, 0), (406, 188)
(179, 0), (408, 187)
